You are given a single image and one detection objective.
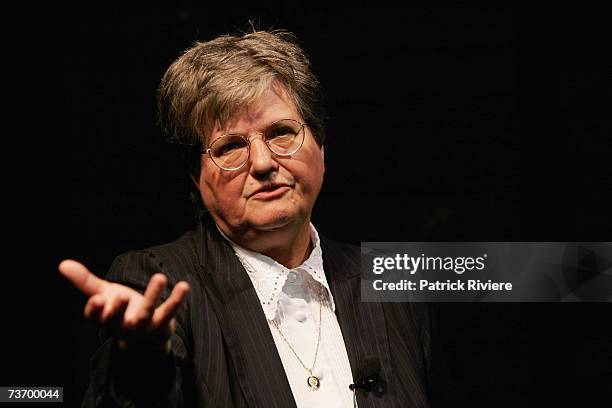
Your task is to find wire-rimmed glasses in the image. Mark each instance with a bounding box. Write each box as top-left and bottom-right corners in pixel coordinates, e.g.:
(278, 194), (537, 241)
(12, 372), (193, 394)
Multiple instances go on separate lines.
(202, 118), (307, 171)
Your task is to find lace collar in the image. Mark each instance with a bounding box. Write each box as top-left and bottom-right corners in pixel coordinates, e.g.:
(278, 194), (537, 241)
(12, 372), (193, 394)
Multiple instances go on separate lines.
(217, 224), (335, 320)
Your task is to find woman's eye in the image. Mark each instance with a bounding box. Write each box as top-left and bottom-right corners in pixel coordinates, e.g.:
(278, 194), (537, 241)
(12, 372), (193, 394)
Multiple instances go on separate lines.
(217, 141), (242, 155)
(268, 127), (294, 139)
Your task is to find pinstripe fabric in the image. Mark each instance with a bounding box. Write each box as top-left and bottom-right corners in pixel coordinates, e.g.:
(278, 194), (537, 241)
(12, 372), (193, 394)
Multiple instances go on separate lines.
(82, 215), (434, 407)
(321, 239), (432, 408)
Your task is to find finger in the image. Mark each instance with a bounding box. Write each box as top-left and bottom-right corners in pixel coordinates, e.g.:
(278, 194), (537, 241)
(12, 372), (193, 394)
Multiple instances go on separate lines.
(142, 273), (168, 313)
(151, 281), (190, 329)
(122, 297), (147, 330)
(84, 294), (105, 320)
(104, 294), (130, 332)
(120, 275), (166, 330)
(59, 259), (104, 297)
(100, 293), (129, 325)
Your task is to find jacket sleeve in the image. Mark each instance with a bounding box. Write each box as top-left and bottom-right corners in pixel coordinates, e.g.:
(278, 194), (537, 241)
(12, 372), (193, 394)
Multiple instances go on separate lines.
(81, 251), (194, 408)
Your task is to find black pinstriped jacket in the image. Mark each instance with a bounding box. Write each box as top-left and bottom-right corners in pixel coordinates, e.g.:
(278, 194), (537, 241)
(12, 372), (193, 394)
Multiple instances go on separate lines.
(82, 216), (442, 407)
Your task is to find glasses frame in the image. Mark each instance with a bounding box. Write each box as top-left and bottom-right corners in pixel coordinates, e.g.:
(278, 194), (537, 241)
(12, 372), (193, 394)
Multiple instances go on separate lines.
(202, 118), (307, 171)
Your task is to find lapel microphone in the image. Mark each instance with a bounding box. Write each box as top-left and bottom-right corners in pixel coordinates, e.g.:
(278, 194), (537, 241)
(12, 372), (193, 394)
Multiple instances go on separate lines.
(349, 357), (385, 397)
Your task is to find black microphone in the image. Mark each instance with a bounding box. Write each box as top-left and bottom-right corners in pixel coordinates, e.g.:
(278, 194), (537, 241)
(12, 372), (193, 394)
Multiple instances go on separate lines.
(349, 357), (385, 397)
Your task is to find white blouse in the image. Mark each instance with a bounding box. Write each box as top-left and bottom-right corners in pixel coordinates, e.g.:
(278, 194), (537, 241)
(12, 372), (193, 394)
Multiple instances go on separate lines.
(222, 225), (357, 408)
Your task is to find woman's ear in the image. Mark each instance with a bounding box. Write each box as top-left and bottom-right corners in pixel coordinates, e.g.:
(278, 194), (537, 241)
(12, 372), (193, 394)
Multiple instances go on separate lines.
(321, 146), (325, 173)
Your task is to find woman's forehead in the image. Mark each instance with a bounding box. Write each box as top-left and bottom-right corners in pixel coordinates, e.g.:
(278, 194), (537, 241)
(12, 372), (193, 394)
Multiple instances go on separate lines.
(212, 87), (300, 135)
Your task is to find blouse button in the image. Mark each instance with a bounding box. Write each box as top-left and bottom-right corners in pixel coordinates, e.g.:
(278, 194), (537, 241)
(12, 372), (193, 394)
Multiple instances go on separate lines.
(294, 311), (307, 322)
(287, 271), (297, 283)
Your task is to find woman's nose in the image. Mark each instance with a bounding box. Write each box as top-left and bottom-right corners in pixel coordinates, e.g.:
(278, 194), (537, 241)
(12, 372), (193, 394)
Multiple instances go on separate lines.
(249, 136), (278, 175)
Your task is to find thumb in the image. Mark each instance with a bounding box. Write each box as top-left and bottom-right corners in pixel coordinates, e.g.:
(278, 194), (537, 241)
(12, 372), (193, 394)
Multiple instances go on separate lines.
(58, 259), (104, 297)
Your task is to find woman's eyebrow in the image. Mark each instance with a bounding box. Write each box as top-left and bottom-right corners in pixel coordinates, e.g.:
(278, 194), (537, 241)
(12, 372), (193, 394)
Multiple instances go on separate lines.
(224, 118), (297, 135)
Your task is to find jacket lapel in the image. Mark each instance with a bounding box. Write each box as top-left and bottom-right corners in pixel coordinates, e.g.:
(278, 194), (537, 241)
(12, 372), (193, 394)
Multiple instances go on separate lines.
(322, 237), (393, 407)
(194, 218), (297, 408)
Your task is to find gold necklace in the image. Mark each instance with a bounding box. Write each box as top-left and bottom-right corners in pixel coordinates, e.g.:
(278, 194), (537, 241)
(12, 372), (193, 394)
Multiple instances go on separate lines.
(272, 301), (322, 391)
(235, 252), (323, 390)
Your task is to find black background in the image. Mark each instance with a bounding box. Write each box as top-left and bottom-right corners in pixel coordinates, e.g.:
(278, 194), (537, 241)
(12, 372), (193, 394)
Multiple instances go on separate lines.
(6, 5), (611, 407)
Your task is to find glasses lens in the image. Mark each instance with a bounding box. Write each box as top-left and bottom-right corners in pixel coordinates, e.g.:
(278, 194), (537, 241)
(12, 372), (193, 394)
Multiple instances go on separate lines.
(210, 135), (249, 170)
(265, 119), (304, 155)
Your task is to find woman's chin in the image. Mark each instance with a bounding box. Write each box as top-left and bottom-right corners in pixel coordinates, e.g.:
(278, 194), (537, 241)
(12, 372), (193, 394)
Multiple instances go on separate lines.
(248, 211), (297, 232)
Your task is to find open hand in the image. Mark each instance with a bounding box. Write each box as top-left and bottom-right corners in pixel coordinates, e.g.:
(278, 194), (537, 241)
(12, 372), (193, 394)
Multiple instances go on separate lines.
(59, 259), (190, 353)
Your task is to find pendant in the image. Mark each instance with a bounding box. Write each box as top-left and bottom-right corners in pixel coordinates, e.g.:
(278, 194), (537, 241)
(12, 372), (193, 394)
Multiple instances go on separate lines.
(307, 375), (320, 390)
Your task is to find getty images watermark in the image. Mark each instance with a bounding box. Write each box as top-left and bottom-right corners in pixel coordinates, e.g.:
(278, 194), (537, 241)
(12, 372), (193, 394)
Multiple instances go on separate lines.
(360, 242), (612, 302)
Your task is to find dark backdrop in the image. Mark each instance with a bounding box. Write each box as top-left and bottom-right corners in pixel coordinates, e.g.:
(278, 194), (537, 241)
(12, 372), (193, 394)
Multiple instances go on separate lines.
(8, 5), (610, 407)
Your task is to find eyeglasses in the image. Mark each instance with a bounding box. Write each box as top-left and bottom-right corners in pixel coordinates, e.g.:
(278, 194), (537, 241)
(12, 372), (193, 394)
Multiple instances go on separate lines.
(202, 118), (307, 171)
